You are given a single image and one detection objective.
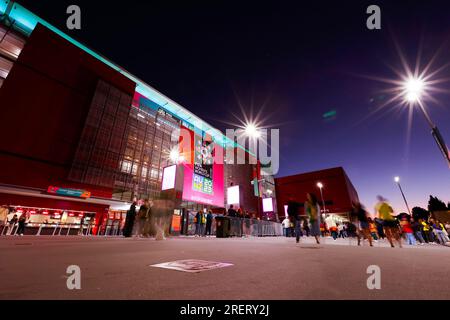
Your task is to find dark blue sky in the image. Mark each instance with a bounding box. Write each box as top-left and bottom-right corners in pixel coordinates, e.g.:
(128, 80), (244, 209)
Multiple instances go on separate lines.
(22, 0), (450, 212)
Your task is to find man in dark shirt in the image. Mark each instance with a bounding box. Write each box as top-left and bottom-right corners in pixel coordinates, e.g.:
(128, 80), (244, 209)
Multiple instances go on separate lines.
(227, 205), (237, 217)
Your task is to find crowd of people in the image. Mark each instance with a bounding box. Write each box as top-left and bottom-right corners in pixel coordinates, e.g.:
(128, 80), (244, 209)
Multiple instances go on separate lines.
(282, 194), (450, 248)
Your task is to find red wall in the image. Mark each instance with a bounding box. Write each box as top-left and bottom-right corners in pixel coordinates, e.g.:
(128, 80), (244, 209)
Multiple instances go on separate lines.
(275, 167), (359, 219)
(0, 24), (135, 198)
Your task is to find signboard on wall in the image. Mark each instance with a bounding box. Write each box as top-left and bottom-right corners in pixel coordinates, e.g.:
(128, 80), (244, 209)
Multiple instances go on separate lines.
(47, 186), (91, 198)
(162, 165), (177, 190)
(181, 126), (224, 207)
(262, 197), (274, 212)
(227, 185), (240, 206)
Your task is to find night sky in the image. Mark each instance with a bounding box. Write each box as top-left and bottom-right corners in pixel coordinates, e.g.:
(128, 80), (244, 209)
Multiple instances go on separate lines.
(19, 0), (450, 213)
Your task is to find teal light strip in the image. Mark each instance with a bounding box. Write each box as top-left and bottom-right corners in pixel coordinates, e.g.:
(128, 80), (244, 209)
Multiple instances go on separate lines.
(5, 1), (251, 154)
(0, 0), (7, 14)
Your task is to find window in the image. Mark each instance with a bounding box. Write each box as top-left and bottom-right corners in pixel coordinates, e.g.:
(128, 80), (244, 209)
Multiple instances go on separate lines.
(121, 160), (132, 173)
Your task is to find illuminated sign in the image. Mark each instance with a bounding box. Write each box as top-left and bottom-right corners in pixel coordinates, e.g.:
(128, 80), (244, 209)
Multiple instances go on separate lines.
(262, 198), (274, 212)
(227, 185), (240, 205)
(171, 214), (182, 233)
(47, 186), (91, 198)
(181, 126), (224, 207)
(162, 165), (177, 190)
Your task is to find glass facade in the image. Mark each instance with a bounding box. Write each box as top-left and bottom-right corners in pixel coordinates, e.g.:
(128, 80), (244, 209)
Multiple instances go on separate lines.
(0, 23), (26, 88)
(69, 80), (180, 202)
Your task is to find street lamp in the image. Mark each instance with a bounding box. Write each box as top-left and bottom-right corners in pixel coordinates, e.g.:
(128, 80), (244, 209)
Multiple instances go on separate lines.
(316, 182), (326, 213)
(244, 123), (261, 138)
(403, 77), (450, 168)
(394, 176), (411, 215)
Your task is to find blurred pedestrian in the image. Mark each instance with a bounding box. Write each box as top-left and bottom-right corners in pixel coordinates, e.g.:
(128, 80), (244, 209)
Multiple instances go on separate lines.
(305, 193), (321, 244)
(282, 216), (291, 237)
(16, 213), (27, 236)
(7, 214), (18, 235)
(122, 199), (137, 238)
(303, 219), (310, 237)
(352, 202), (373, 247)
(375, 196), (402, 248)
(431, 219), (448, 245)
(368, 218), (378, 240)
(419, 218), (433, 244)
(136, 199), (151, 237)
(400, 216), (416, 246)
(0, 205), (9, 233)
(287, 198), (301, 243)
(411, 218), (425, 244)
(205, 210), (213, 236)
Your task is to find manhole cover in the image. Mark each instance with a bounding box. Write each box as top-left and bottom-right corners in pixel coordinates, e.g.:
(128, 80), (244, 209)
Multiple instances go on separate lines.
(14, 243), (33, 246)
(150, 259), (233, 273)
(299, 246), (322, 249)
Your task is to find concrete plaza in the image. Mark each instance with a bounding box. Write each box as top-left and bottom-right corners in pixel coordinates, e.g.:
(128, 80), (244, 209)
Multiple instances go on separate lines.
(0, 235), (449, 300)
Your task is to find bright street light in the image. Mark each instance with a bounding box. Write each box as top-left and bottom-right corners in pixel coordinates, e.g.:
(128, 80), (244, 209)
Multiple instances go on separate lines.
(394, 176), (400, 183)
(169, 148), (183, 163)
(316, 182), (326, 213)
(244, 123), (261, 138)
(403, 77), (424, 103)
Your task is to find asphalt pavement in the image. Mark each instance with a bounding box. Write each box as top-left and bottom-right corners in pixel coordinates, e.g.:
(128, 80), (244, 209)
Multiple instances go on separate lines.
(0, 235), (449, 300)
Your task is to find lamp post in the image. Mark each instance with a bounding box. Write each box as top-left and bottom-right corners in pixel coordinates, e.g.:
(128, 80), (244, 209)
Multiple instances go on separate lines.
(404, 78), (450, 168)
(394, 176), (411, 215)
(317, 182), (326, 214)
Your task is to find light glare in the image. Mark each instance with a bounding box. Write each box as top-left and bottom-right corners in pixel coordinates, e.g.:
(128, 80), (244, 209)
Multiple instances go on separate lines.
(404, 78), (424, 103)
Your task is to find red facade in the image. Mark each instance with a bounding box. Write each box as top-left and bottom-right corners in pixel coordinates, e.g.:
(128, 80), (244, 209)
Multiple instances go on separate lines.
(0, 24), (135, 200)
(275, 167), (359, 219)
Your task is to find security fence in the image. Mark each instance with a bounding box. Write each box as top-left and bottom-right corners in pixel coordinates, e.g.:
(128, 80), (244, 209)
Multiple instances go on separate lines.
(0, 216), (282, 238)
(188, 216), (283, 237)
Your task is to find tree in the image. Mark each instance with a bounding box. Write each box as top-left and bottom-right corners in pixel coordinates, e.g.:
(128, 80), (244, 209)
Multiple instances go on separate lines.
(411, 206), (429, 221)
(428, 195), (447, 212)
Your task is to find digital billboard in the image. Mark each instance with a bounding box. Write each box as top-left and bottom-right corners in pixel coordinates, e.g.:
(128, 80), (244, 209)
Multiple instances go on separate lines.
(180, 126), (224, 207)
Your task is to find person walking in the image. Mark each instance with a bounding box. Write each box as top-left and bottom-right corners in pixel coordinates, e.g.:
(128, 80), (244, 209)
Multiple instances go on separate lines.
(325, 214), (337, 240)
(16, 213), (27, 236)
(136, 199), (151, 237)
(287, 198), (301, 243)
(352, 202), (373, 247)
(0, 205), (9, 235)
(122, 200), (137, 238)
(303, 219), (310, 237)
(401, 216), (416, 246)
(375, 196), (402, 248)
(205, 210), (213, 236)
(368, 218), (378, 241)
(305, 193), (321, 244)
(282, 217), (291, 237)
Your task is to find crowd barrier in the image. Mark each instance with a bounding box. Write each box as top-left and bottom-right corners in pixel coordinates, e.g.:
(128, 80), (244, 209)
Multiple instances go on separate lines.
(0, 216), (283, 238)
(0, 222), (94, 236)
(190, 216), (283, 237)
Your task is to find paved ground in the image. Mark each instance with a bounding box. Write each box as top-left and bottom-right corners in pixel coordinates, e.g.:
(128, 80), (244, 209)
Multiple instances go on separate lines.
(0, 235), (449, 300)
